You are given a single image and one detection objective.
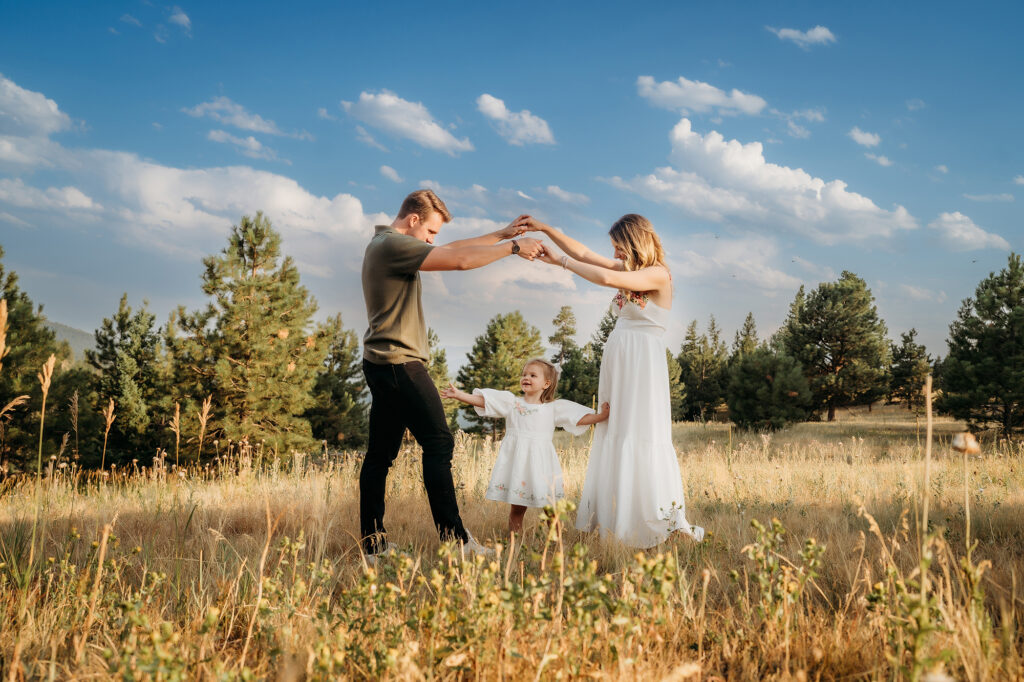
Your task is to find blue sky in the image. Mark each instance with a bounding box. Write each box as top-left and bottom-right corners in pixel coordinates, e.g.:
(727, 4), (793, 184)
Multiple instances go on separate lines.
(1, 1), (1021, 365)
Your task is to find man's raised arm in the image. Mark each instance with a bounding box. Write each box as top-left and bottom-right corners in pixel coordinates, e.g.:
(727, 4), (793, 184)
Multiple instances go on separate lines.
(420, 237), (545, 272)
(440, 214), (530, 249)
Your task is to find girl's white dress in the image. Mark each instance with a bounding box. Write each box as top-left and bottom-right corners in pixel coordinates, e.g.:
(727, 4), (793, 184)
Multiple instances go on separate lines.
(473, 389), (594, 508)
(576, 295), (705, 548)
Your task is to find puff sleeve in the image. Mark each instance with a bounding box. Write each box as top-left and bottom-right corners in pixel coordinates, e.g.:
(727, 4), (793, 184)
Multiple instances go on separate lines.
(472, 389), (517, 419)
(553, 399), (595, 436)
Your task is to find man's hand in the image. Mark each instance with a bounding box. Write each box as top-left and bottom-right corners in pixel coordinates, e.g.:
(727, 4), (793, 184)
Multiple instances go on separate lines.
(596, 402), (610, 422)
(514, 237), (545, 260)
(497, 214), (531, 240)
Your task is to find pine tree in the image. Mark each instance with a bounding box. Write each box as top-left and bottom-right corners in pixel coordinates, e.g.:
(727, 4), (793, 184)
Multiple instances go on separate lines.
(770, 286), (805, 351)
(937, 253), (1024, 435)
(726, 347), (811, 431)
(590, 305), (618, 370)
(0, 246), (72, 467)
(780, 272), (890, 421)
(85, 294), (169, 464)
(557, 344), (599, 407)
(889, 328), (932, 411)
(306, 314), (367, 451)
(549, 306), (578, 366)
(666, 349), (686, 421)
(168, 212), (329, 456)
(456, 311), (544, 434)
(731, 312), (760, 361)
(677, 317), (728, 421)
(427, 328), (460, 430)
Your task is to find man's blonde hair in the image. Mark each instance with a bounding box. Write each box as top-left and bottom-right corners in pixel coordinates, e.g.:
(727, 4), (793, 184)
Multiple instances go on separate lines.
(608, 213), (665, 272)
(524, 358), (559, 403)
(397, 189), (452, 224)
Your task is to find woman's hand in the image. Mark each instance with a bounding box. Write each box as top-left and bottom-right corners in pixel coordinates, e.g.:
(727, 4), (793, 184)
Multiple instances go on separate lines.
(596, 402), (610, 422)
(519, 216), (551, 234)
(535, 246), (561, 266)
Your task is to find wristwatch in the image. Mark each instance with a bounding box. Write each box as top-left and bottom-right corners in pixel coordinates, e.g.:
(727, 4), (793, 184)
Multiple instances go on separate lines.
(510, 239), (520, 255)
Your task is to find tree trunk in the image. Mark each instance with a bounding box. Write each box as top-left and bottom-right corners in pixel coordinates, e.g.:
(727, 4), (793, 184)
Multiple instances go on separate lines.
(827, 403), (836, 421)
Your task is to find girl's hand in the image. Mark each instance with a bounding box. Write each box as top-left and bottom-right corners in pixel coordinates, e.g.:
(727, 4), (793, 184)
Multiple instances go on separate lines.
(440, 382), (461, 400)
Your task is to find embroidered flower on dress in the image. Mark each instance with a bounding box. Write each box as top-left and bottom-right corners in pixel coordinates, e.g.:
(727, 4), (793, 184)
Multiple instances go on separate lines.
(614, 289), (649, 310)
(514, 400), (540, 416)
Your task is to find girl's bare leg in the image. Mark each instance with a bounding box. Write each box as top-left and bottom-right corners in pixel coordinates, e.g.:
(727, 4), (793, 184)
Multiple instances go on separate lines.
(509, 505), (527, 534)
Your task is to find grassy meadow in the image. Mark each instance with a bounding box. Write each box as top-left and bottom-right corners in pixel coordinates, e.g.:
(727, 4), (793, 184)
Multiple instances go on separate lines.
(2, 405), (1023, 680)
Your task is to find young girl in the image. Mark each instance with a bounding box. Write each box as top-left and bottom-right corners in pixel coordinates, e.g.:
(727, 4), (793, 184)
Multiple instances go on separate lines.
(442, 358), (609, 534)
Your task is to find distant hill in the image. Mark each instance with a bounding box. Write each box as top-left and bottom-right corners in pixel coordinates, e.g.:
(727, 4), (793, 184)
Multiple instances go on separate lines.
(44, 321), (95, 364)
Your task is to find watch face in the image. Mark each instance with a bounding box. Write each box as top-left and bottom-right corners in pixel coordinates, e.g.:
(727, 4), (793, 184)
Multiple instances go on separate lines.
(512, 242), (520, 254)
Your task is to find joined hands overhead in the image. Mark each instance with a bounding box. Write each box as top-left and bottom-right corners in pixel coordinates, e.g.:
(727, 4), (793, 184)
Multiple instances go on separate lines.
(502, 214), (562, 263)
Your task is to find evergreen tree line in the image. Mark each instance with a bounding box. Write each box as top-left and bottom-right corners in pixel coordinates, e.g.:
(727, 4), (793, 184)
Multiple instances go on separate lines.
(3, 216), (1024, 472)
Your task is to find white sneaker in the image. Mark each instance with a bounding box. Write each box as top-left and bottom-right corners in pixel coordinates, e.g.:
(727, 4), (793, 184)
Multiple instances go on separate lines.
(461, 533), (495, 560)
(363, 542), (400, 567)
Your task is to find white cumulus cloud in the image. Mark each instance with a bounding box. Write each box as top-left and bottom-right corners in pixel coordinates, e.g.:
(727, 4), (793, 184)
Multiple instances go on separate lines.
(609, 118), (916, 246)
(928, 212), (1009, 251)
(342, 90), (472, 155)
(935, 165), (949, 174)
(476, 94), (555, 146)
(848, 126), (881, 147)
(0, 178), (100, 211)
(1013, 175), (1024, 185)
(637, 75), (767, 116)
(865, 153), (893, 167)
(184, 97), (310, 139)
(207, 130), (283, 162)
(545, 185), (589, 205)
(767, 25), (837, 49)
(671, 233), (801, 292)
(379, 165), (402, 183)
(0, 74), (72, 137)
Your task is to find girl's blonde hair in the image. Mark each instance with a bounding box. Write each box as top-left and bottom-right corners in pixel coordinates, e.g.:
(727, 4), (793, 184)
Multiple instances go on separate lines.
(524, 358), (559, 403)
(609, 213), (666, 272)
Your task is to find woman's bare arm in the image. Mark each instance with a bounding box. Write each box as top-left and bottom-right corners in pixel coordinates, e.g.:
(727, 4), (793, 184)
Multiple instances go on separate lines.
(538, 250), (670, 294)
(522, 217), (622, 270)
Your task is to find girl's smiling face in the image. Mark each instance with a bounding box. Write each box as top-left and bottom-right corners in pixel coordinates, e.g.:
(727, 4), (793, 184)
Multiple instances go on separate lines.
(520, 362), (550, 400)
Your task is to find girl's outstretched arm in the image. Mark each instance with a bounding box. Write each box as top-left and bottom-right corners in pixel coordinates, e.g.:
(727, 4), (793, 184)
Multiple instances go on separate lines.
(522, 217), (622, 270)
(576, 402), (610, 426)
(440, 382), (486, 408)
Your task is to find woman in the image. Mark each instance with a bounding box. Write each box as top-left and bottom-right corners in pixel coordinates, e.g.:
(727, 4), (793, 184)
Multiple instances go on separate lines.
(527, 214), (703, 548)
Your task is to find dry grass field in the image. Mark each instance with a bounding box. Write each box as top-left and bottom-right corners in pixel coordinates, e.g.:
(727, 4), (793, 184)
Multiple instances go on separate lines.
(2, 404), (1023, 680)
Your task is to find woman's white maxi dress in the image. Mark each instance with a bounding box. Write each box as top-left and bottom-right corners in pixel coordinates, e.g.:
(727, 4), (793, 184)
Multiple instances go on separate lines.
(576, 295), (704, 548)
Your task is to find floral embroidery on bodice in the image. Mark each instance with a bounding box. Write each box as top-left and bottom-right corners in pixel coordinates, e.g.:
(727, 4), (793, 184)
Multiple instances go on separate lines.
(614, 289), (650, 310)
(513, 400), (541, 417)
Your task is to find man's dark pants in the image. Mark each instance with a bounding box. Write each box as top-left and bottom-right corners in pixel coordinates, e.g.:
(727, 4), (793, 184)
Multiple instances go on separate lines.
(360, 359), (469, 554)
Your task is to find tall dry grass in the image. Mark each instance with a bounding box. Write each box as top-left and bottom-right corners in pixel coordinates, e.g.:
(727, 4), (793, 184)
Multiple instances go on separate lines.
(0, 402), (1022, 679)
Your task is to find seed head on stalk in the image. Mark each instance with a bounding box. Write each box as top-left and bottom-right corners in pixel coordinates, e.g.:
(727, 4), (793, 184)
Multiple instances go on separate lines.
(101, 399), (116, 470)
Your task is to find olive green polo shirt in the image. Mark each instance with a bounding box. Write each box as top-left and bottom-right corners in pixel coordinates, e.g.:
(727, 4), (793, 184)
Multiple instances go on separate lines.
(362, 225), (435, 365)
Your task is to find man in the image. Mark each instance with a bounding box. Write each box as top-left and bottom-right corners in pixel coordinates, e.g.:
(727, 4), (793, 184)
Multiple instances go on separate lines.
(360, 189), (543, 560)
